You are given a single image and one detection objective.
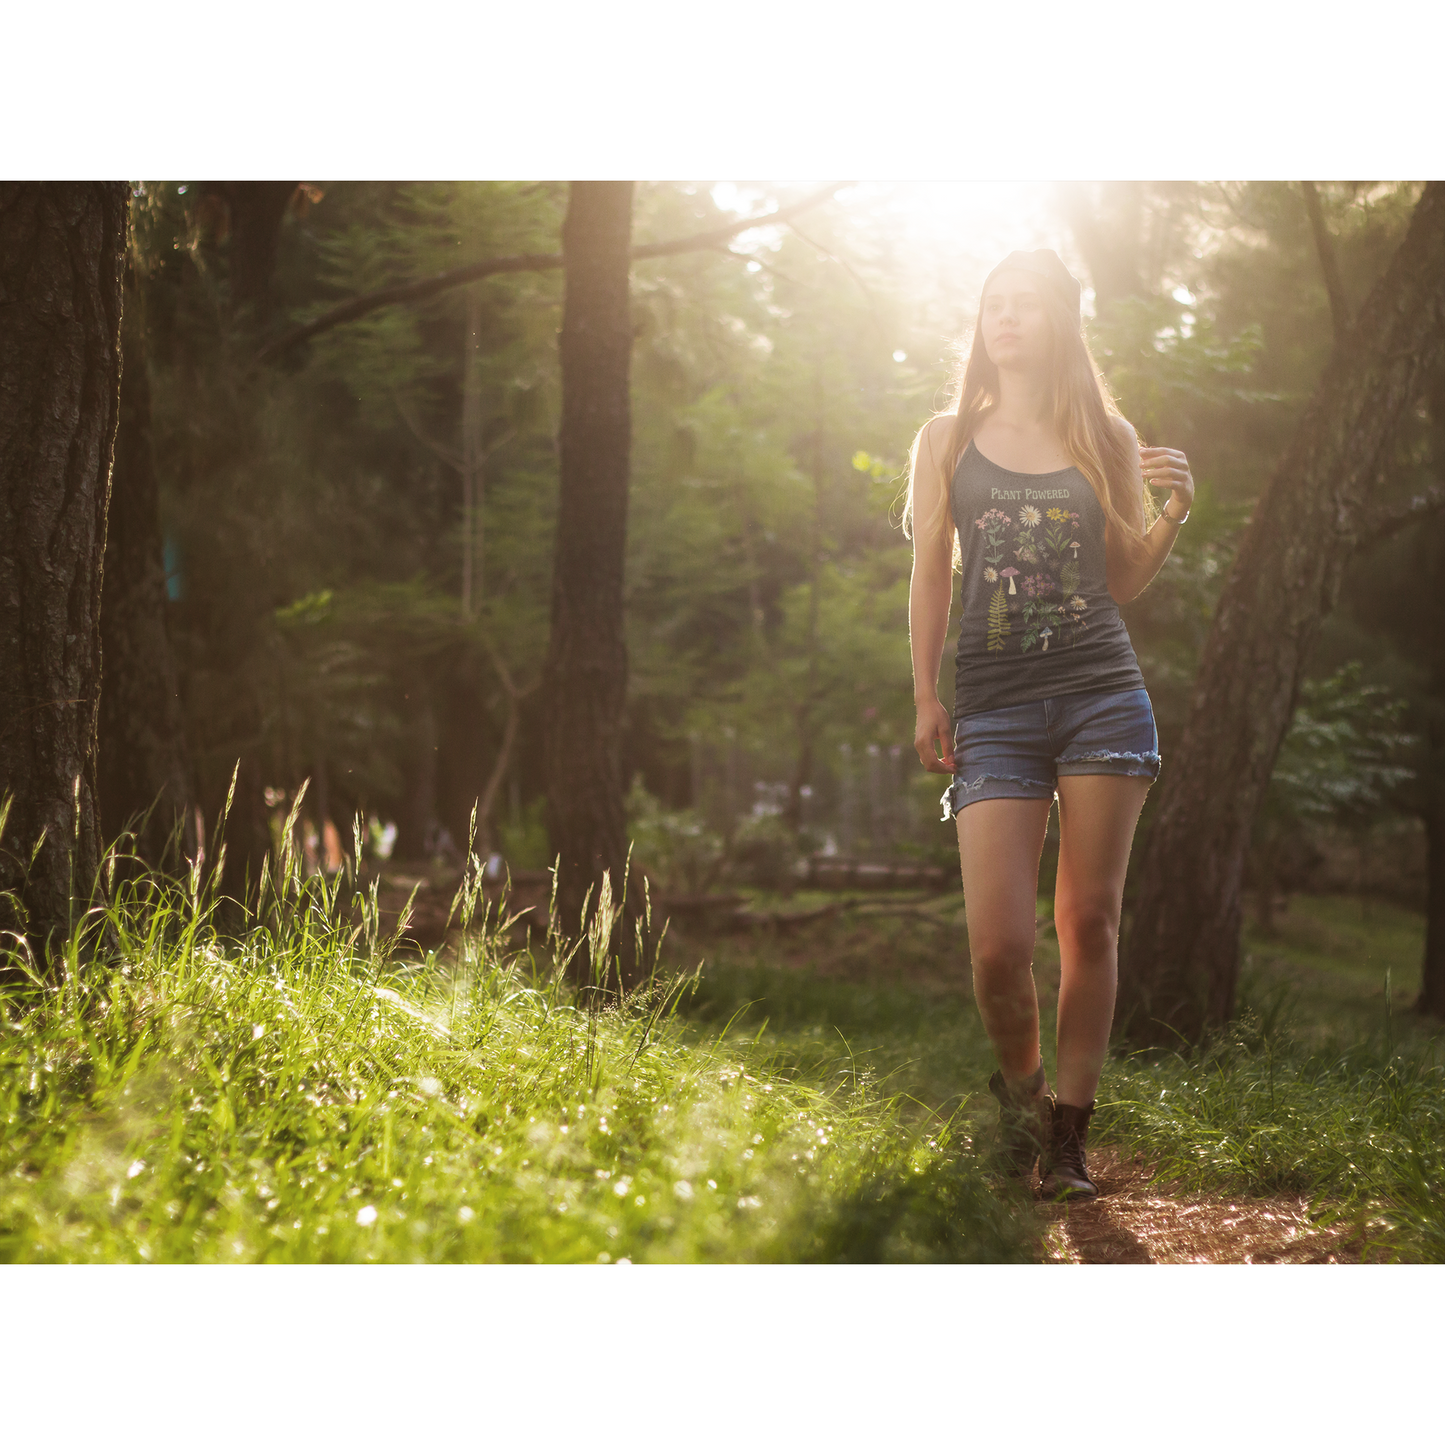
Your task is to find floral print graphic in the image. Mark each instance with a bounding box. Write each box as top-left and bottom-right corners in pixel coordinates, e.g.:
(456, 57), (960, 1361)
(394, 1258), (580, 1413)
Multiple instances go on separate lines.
(975, 508), (1014, 652)
(973, 501), (1087, 653)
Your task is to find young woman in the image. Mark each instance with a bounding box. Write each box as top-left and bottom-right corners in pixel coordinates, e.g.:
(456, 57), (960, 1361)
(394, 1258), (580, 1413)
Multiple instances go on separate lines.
(905, 249), (1194, 1202)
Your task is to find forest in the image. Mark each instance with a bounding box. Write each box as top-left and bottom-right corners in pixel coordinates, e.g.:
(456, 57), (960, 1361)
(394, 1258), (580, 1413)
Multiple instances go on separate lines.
(2, 178), (1444, 1264)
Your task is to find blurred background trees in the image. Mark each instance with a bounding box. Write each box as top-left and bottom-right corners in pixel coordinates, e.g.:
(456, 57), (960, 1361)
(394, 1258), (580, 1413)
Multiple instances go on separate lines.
(89, 178), (1442, 1016)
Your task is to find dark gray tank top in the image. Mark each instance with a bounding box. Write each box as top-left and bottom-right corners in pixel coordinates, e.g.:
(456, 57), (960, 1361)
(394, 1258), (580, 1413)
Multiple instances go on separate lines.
(949, 438), (1145, 720)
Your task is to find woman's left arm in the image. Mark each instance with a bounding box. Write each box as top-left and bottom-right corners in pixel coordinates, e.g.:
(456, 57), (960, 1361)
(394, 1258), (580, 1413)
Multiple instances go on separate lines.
(1105, 419), (1195, 604)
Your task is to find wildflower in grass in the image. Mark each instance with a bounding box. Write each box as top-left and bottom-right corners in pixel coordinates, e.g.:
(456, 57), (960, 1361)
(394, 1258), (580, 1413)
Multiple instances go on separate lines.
(356, 1205), (378, 1226)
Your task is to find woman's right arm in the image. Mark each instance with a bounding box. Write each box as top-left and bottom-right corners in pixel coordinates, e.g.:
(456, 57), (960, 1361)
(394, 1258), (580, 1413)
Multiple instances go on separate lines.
(910, 417), (958, 775)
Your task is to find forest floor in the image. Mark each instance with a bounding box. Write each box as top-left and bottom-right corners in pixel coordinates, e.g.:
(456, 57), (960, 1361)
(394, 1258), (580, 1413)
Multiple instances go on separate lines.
(666, 885), (1444, 1265)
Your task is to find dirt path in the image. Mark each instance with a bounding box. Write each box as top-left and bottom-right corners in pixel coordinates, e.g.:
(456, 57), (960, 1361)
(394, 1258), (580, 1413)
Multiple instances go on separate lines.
(1037, 1146), (1366, 1264)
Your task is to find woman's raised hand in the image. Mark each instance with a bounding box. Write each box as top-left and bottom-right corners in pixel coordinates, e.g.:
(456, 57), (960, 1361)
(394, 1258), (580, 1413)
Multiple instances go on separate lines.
(914, 697), (956, 775)
(1139, 445), (1195, 518)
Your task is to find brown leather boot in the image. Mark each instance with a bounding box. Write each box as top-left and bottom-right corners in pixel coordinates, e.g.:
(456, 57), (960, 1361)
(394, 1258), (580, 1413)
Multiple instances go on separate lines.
(986, 1063), (1053, 1180)
(1040, 1101), (1099, 1202)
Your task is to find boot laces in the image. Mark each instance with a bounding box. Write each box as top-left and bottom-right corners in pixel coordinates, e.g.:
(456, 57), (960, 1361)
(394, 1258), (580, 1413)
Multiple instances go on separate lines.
(1056, 1125), (1088, 1179)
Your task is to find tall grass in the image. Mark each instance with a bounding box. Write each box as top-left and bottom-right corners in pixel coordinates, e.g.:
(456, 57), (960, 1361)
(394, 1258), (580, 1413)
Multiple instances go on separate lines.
(0, 803), (1035, 1264)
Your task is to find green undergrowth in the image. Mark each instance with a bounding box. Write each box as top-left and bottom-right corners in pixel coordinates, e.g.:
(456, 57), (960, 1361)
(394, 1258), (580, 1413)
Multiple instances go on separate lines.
(1091, 910), (1445, 1262)
(1093, 1025), (1445, 1260)
(674, 894), (1445, 1262)
(0, 827), (1035, 1264)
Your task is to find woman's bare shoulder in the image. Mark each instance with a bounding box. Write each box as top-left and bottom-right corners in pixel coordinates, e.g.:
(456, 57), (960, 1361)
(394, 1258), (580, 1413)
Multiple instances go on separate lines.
(917, 413), (956, 467)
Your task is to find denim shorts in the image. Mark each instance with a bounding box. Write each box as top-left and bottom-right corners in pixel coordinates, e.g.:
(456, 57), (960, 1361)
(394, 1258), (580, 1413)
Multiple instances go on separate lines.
(939, 687), (1161, 820)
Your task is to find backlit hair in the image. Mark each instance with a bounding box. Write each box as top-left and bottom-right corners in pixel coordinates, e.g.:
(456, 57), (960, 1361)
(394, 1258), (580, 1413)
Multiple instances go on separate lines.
(902, 273), (1158, 570)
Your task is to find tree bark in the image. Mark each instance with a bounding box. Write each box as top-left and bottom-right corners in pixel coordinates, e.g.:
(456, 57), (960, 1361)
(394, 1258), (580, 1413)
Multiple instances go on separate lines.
(199, 182), (298, 324)
(542, 182), (640, 964)
(1301, 182), (1352, 348)
(1056, 182), (1147, 317)
(97, 260), (195, 870)
(1118, 182), (1445, 1047)
(1412, 370), (1445, 1020)
(0, 182), (128, 962)
(1418, 704), (1445, 1019)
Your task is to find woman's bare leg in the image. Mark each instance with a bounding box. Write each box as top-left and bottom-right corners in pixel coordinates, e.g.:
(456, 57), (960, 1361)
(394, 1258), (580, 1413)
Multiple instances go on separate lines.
(955, 797), (1054, 1083)
(1051, 774), (1152, 1107)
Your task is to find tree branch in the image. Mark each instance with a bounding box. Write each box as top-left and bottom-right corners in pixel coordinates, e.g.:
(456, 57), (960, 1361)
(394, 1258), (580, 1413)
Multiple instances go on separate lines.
(1301, 181), (1352, 347)
(255, 184), (848, 364)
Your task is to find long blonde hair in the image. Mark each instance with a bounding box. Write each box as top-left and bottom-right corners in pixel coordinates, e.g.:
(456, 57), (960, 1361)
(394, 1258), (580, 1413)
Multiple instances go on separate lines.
(903, 278), (1158, 569)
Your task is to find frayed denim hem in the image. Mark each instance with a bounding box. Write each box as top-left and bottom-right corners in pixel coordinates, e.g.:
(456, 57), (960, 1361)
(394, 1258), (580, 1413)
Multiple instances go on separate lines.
(939, 774), (1054, 821)
(1056, 748), (1161, 778)
(940, 751), (1162, 820)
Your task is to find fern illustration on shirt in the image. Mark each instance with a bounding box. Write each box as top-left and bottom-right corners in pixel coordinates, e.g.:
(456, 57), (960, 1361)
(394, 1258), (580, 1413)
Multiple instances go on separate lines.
(974, 504), (1089, 654)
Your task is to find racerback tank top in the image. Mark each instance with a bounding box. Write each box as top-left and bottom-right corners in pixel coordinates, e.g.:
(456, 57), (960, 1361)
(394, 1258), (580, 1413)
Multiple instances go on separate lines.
(948, 438), (1146, 720)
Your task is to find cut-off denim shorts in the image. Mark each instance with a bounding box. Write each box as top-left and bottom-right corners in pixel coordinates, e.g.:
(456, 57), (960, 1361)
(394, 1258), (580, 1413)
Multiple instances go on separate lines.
(939, 687), (1161, 821)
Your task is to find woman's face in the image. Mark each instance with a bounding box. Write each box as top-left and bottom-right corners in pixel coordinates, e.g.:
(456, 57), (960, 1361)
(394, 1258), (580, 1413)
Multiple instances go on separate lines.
(980, 269), (1053, 372)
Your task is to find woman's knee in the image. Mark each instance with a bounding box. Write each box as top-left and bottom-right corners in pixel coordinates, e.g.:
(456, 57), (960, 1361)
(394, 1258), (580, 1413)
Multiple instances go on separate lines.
(1055, 897), (1118, 956)
(969, 932), (1038, 990)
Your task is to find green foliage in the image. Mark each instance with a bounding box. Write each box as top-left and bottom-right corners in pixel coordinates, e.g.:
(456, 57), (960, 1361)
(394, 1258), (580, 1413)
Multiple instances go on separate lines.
(726, 811), (802, 891)
(496, 797), (549, 872)
(1263, 661), (1415, 831)
(624, 777), (725, 894)
(135, 177), (1435, 871)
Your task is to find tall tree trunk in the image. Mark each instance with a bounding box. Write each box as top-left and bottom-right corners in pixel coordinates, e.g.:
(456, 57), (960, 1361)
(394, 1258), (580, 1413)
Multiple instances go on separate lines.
(1418, 717), (1445, 1019)
(1119, 182), (1445, 1047)
(199, 182), (298, 324)
(1057, 182), (1147, 318)
(784, 366), (824, 835)
(542, 181), (640, 963)
(97, 260), (195, 870)
(201, 182), (302, 913)
(1412, 369), (1445, 1020)
(395, 674), (439, 862)
(461, 285), (483, 617)
(0, 183), (128, 963)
